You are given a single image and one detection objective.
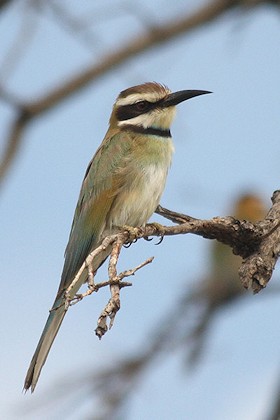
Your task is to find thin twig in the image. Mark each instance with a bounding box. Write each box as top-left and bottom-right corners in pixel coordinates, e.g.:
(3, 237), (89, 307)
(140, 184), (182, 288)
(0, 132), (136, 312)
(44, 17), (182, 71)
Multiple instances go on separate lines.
(95, 255), (154, 339)
(64, 235), (118, 308)
(95, 232), (154, 338)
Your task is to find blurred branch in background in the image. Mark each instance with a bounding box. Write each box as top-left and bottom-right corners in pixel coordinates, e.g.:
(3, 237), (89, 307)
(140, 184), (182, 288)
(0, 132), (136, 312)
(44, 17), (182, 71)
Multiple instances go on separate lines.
(0, 0), (13, 12)
(0, 4), (38, 81)
(23, 193), (280, 419)
(1, 0), (280, 188)
(267, 373), (280, 420)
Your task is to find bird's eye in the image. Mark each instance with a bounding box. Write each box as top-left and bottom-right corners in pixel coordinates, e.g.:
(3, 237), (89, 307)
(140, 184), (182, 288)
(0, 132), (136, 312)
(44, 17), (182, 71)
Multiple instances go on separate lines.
(135, 101), (149, 111)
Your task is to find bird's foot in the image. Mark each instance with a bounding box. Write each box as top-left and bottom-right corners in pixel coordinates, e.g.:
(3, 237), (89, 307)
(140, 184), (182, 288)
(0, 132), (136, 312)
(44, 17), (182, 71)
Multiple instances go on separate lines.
(121, 223), (165, 245)
(147, 222), (165, 245)
(122, 225), (142, 247)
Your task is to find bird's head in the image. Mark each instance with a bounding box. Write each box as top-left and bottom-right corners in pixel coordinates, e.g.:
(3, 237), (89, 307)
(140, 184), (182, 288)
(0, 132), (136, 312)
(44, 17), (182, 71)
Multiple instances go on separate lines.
(109, 82), (211, 133)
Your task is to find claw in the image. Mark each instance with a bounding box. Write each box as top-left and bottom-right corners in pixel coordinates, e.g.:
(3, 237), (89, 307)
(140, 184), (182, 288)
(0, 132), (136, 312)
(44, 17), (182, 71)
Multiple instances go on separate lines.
(155, 235), (164, 245)
(123, 242), (132, 248)
(148, 222), (165, 245)
(144, 236), (153, 242)
(121, 225), (140, 248)
(123, 238), (138, 248)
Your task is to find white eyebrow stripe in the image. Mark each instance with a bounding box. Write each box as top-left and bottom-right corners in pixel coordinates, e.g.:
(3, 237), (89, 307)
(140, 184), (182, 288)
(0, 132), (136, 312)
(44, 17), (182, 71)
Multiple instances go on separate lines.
(116, 92), (167, 106)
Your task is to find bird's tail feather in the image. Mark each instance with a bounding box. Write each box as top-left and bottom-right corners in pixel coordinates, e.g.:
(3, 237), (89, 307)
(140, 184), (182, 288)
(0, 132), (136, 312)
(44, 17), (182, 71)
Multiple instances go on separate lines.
(23, 268), (87, 393)
(24, 248), (111, 392)
(24, 296), (66, 392)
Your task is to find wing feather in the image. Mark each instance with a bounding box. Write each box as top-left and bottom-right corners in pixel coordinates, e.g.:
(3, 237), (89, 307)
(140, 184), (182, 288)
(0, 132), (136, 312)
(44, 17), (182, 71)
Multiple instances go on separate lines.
(57, 129), (133, 294)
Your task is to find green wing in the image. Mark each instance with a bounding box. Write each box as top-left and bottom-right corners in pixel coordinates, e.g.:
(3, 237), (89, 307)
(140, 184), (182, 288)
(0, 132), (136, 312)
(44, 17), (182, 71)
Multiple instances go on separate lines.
(58, 129), (133, 295)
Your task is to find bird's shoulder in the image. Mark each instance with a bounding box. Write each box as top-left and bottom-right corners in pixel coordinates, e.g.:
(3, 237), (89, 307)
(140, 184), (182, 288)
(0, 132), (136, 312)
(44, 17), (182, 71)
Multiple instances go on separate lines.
(69, 129), (133, 228)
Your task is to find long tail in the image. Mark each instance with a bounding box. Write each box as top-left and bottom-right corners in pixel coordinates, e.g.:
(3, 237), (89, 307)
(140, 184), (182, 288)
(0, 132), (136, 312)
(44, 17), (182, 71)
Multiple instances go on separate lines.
(24, 296), (66, 392)
(24, 247), (111, 392)
(24, 267), (88, 393)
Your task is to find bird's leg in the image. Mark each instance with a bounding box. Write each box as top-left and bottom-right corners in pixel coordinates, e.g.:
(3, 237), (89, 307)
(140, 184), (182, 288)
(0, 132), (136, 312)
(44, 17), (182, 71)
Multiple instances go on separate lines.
(122, 223), (165, 245)
(121, 225), (143, 247)
(146, 222), (165, 245)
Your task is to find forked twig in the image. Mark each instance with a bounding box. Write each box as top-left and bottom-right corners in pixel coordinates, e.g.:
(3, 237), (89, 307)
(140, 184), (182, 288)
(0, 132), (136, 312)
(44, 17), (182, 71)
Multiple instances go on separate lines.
(95, 234), (154, 338)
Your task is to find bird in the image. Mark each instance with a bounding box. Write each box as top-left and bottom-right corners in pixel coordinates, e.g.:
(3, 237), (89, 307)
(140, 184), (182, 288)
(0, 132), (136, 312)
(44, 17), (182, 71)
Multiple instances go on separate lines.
(24, 82), (210, 392)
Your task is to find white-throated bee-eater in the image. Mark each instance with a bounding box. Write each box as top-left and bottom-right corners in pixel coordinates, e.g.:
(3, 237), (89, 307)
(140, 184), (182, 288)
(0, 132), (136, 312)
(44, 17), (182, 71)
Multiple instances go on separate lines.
(24, 82), (210, 392)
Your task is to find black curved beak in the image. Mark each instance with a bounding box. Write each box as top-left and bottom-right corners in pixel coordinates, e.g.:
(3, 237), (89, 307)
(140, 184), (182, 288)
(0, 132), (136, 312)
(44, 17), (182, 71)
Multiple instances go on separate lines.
(161, 90), (212, 107)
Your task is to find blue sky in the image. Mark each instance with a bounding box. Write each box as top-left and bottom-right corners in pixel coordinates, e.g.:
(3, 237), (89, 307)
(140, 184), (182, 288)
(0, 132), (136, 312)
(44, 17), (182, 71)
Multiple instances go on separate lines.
(1, 2), (280, 419)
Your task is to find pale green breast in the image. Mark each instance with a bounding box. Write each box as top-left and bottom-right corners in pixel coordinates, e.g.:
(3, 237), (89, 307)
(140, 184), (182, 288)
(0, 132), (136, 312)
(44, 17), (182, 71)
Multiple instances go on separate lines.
(106, 134), (174, 230)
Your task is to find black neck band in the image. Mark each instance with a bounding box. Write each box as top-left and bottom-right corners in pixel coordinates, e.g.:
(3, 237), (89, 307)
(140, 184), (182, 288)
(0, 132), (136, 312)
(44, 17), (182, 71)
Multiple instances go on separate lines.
(122, 125), (171, 138)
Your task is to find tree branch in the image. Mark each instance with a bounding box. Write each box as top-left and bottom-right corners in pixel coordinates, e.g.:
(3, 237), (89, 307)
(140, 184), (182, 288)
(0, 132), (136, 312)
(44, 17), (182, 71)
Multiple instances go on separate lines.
(62, 189), (280, 339)
(239, 190), (280, 292)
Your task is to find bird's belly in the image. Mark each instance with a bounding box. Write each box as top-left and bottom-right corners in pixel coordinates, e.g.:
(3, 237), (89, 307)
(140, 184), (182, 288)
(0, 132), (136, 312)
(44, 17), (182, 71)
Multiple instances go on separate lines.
(108, 164), (168, 229)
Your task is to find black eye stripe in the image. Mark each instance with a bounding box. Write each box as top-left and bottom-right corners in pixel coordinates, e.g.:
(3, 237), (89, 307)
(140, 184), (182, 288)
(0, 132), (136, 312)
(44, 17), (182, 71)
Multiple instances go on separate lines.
(116, 101), (155, 121)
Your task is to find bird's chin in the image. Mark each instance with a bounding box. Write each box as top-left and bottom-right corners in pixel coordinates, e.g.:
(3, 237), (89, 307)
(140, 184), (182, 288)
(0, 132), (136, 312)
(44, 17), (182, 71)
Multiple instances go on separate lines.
(152, 106), (176, 130)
